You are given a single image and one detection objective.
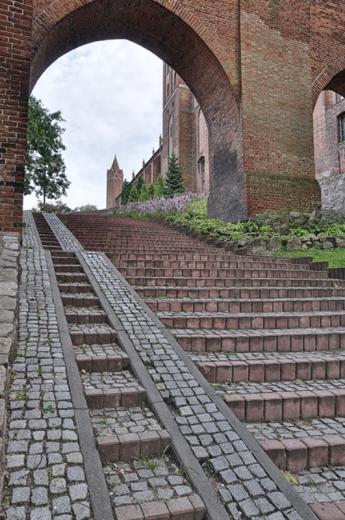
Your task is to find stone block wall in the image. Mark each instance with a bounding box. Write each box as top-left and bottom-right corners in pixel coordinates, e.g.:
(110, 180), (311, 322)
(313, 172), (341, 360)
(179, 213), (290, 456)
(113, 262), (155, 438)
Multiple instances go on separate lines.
(0, 233), (19, 502)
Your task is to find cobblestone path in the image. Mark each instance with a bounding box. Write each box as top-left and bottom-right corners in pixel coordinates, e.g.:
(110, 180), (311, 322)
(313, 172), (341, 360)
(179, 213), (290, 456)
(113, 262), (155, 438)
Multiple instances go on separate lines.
(3, 213), (92, 519)
(56, 211), (345, 520)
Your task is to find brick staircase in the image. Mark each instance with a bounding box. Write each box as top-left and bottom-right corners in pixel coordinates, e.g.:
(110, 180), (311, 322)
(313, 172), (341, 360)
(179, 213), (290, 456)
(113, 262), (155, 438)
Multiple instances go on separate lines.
(61, 213), (345, 519)
(33, 214), (205, 520)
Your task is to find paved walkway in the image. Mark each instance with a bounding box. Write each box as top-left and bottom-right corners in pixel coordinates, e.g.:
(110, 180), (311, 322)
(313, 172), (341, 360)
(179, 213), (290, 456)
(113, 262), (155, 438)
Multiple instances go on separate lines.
(4, 213), (91, 519)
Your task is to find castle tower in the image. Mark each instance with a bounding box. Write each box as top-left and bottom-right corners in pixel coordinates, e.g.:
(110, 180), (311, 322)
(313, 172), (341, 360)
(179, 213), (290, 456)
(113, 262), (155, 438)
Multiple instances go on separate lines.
(106, 155), (124, 209)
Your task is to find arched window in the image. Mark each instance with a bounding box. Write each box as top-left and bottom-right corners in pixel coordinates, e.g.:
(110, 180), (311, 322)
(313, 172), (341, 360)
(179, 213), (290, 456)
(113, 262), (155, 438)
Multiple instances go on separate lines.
(338, 113), (345, 142)
(198, 156), (206, 192)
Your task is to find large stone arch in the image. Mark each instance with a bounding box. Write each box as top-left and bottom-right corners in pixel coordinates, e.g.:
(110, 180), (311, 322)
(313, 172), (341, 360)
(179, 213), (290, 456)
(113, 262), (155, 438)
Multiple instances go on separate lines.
(29, 0), (245, 223)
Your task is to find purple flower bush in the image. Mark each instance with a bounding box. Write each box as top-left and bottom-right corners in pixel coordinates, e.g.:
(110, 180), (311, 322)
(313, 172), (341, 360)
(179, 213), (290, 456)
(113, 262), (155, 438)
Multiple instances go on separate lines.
(115, 193), (205, 216)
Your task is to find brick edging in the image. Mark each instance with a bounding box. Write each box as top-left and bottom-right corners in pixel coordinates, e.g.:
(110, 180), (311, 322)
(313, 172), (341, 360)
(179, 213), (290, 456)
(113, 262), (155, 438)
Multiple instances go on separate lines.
(95, 251), (319, 520)
(45, 250), (114, 520)
(77, 251), (230, 520)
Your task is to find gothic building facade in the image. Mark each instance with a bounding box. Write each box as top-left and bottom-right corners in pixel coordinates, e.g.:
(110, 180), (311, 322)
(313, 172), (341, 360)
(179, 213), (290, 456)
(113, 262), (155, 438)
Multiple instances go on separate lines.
(106, 64), (210, 209)
(107, 80), (345, 214)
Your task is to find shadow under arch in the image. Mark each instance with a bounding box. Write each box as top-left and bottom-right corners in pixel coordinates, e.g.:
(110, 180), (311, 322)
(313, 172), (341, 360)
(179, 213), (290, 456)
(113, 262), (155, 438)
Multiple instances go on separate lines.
(313, 54), (345, 107)
(30, 0), (246, 221)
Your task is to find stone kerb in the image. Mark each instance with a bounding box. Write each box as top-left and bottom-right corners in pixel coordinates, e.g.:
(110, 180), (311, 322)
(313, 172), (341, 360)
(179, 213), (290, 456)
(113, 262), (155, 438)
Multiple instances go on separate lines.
(0, 231), (20, 502)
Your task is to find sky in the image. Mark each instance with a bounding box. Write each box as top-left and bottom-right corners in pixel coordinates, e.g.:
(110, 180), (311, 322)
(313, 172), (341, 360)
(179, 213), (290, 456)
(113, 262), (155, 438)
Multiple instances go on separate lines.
(25, 40), (163, 210)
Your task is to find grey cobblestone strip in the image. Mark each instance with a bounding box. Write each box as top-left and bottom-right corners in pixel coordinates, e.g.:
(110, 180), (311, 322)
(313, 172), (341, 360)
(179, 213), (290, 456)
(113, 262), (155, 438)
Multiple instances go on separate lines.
(43, 213), (82, 252)
(248, 417), (345, 441)
(294, 467), (345, 505)
(216, 378), (345, 395)
(3, 214), (92, 519)
(0, 231), (19, 503)
(46, 214), (318, 520)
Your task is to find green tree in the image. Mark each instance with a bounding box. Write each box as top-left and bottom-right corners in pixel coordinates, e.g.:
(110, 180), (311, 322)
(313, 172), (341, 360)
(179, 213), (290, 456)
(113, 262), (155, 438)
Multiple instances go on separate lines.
(128, 184), (139, 202)
(147, 183), (155, 200)
(25, 96), (70, 204)
(136, 176), (144, 197)
(139, 183), (150, 201)
(121, 180), (131, 205)
(75, 204), (98, 212)
(35, 201), (71, 213)
(153, 177), (165, 199)
(164, 154), (184, 198)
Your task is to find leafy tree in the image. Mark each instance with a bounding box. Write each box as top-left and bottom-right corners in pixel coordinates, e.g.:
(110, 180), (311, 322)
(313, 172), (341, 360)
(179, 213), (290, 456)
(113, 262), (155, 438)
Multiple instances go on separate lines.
(139, 183), (150, 201)
(153, 177), (165, 199)
(128, 184), (139, 202)
(121, 180), (131, 205)
(25, 96), (70, 204)
(164, 154), (184, 198)
(75, 204), (98, 212)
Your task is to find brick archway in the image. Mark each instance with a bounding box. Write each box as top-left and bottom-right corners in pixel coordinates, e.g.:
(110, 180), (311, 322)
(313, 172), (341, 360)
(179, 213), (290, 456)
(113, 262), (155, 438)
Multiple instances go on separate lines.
(2, 0), (330, 232)
(30, 0), (245, 223)
(312, 56), (345, 107)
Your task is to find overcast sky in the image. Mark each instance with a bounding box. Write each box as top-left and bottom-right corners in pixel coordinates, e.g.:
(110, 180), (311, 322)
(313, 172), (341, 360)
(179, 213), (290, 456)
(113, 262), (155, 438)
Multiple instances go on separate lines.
(25, 40), (163, 210)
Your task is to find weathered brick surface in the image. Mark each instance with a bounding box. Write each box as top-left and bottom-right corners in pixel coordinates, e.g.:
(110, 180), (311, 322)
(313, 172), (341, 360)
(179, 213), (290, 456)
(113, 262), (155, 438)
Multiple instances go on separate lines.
(7, 1), (345, 229)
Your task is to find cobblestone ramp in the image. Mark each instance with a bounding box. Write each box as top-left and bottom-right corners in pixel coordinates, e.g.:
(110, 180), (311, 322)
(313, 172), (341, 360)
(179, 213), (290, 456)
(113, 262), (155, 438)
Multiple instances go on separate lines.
(37, 212), (327, 520)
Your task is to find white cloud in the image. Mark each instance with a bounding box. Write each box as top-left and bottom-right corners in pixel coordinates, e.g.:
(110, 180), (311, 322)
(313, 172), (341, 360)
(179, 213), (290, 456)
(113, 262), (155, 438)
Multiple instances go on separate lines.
(25, 40), (163, 210)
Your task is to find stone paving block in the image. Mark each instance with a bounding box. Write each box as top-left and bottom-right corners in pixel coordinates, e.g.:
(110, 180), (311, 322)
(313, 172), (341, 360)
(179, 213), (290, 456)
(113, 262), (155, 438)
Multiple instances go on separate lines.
(116, 505), (144, 520)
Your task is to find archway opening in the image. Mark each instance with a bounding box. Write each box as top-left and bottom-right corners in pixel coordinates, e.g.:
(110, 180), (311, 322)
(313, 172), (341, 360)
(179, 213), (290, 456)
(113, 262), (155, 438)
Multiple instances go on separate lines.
(30, 0), (246, 221)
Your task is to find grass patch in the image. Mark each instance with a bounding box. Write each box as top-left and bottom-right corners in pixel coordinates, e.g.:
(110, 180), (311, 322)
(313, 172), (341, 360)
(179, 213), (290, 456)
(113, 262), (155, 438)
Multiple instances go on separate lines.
(274, 248), (345, 268)
(283, 471), (299, 486)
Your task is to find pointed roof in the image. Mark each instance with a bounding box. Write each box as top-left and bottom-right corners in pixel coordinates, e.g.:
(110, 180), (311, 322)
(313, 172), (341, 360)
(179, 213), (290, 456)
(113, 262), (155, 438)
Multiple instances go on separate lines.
(111, 155), (120, 171)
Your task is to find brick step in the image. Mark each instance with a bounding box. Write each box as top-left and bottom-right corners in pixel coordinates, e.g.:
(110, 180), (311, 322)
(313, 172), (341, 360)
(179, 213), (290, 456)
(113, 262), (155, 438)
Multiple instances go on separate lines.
(121, 266), (326, 280)
(173, 327), (345, 353)
(159, 310), (345, 330)
(312, 501), (345, 520)
(52, 256), (80, 265)
(110, 251), (314, 264)
(82, 371), (146, 409)
(193, 351), (345, 383)
(42, 244), (61, 250)
(69, 324), (117, 346)
(85, 244), (217, 255)
(248, 417), (345, 471)
(56, 272), (88, 283)
(127, 276), (343, 288)
(58, 282), (94, 294)
(104, 461), (205, 520)
(221, 379), (345, 422)
(74, 343), (129, 372)
(116, 258), (322, 271)
(147, 297), (345, 313)
(65, 307), (108, 325)
(51, 252), (78, 260)
(92, 407), (170, 463)
(54, 263), (83, 273)
(61, 293), (99, 307)
(136, 286), (345, 299)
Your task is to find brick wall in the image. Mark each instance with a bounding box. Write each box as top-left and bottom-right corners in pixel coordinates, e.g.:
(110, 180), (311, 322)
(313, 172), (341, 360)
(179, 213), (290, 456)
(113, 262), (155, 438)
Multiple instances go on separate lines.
(7, 0), (345, 229)
(0, 1), (33, 232)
